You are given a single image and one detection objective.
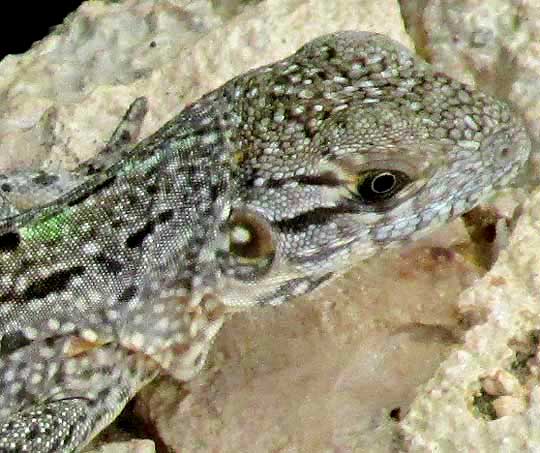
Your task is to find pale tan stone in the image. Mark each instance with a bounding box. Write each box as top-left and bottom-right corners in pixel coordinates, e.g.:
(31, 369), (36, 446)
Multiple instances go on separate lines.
(402, 187), (540, 452)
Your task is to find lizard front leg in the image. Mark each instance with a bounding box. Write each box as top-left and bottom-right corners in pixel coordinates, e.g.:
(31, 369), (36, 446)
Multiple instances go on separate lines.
(0, 337), (158, 452)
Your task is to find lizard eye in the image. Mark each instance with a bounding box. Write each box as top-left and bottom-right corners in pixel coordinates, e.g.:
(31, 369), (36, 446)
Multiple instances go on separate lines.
(226, 209), (276, 279)
(352, 169), (410, 204)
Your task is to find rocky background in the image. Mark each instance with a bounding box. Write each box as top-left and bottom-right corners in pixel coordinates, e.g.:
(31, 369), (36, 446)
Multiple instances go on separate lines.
(0, 1), (538, 452)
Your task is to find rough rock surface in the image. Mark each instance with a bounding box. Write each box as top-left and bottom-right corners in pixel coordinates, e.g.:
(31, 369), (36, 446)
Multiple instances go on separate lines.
(403, 186), (540, 452)
(0, 1), (536, 452)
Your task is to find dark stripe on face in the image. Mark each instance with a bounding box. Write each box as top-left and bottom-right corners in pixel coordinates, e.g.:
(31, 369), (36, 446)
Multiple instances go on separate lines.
(291, 173), (344, 187)
(273, 205), (358, 233)
(259, 173), (344, 189)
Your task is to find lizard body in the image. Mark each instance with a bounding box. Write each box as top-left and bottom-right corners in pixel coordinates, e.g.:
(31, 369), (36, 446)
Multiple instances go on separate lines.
(0, 31), (531, 452)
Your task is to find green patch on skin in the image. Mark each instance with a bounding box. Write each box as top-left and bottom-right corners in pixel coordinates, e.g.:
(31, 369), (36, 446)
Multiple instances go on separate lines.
(20, 208), (73, 243)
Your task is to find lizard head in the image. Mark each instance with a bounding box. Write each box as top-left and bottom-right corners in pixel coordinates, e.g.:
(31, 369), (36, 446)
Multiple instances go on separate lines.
(216, 31), (531, 308)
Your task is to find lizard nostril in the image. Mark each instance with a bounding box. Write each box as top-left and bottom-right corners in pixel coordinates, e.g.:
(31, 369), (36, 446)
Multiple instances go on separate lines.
(500, 146), (512, 159)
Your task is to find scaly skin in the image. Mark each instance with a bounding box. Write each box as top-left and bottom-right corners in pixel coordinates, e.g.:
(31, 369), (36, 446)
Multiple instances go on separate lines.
(0, 31), (531, 452)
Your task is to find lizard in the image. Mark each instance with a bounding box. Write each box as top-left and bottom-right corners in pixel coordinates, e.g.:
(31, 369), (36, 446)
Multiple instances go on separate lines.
(0, 31), (531, 452)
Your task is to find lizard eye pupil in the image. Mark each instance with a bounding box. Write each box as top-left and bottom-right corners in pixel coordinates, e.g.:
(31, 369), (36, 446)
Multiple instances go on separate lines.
(226, 210), (275, 279)
(354, 170), (410, 204)
(370, 172), (396, 194)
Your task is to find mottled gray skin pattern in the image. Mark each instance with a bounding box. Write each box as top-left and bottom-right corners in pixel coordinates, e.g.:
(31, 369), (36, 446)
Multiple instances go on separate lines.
(0, 31), (531, 452)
